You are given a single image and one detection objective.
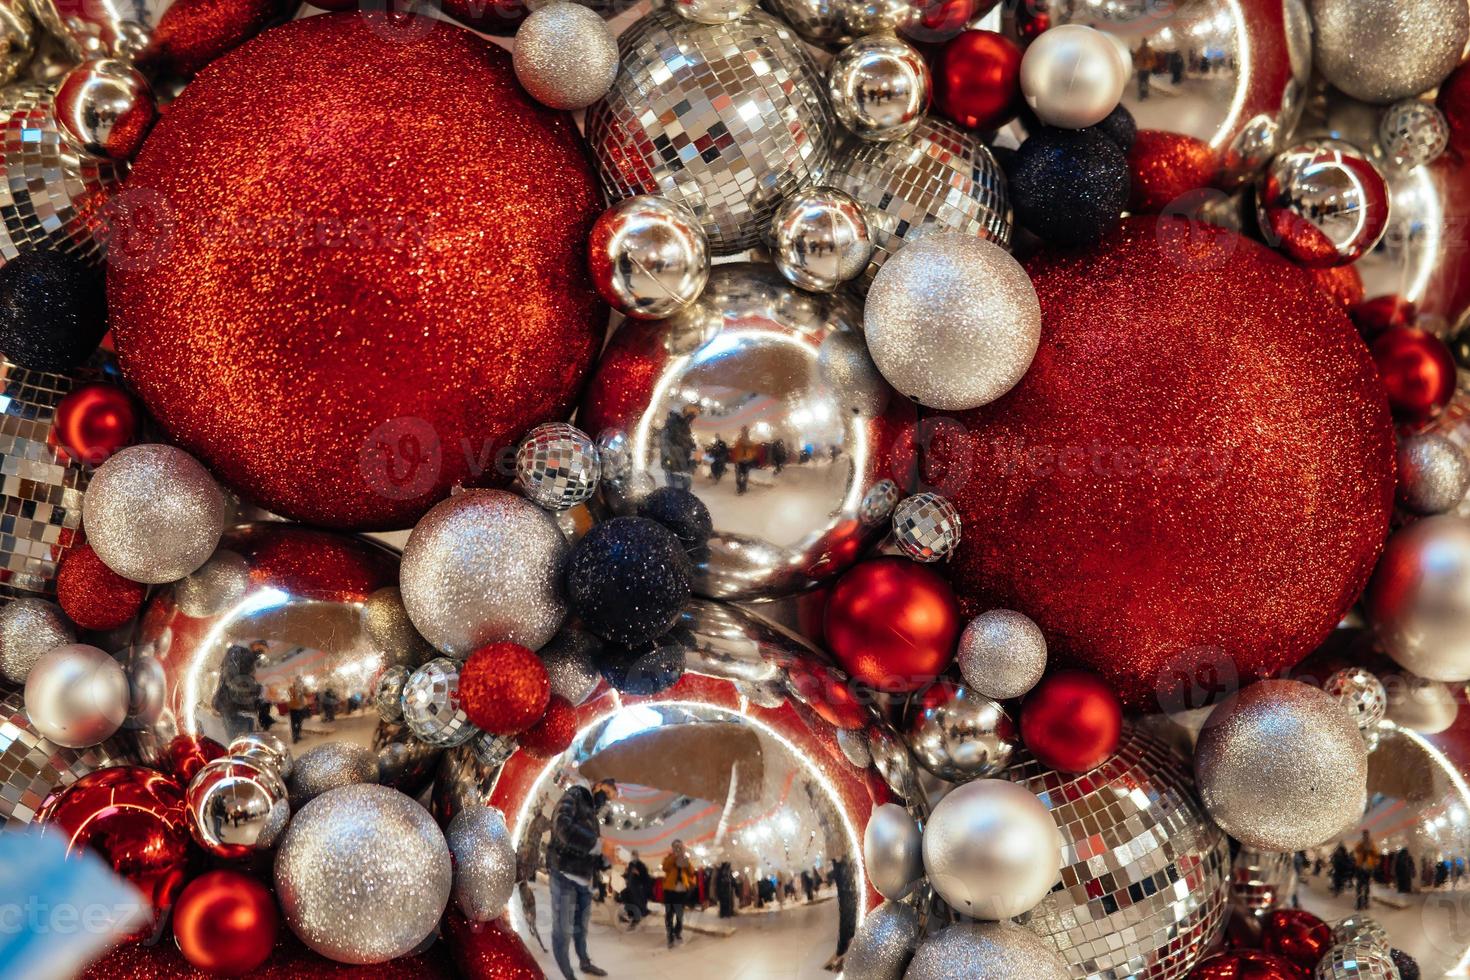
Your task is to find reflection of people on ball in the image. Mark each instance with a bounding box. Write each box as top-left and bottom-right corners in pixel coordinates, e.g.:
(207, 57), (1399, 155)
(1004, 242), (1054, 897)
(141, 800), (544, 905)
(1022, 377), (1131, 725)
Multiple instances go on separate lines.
(661, 405), (699, 489)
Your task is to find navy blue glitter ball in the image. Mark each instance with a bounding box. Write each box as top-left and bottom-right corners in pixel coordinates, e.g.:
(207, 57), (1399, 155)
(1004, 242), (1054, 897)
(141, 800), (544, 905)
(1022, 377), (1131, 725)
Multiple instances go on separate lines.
(1090, 105), (1137, 152)
(598, 633), (686, 695)
(637, 487), (713, 554)
(1390, 949), (1419, 980)
(1007, 127), (1130, 248)
(566, 516), (693, 646)
(0, 248), (108, 371)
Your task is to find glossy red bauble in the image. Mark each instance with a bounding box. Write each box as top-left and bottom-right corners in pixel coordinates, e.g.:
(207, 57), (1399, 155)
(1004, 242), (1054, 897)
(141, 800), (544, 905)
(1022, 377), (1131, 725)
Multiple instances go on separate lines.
(172, 870), (278, 976)
(84, 929), (458, 979)
(54, 382), (139, 466)
(1188, 949), (1308, 980)
(933, 30), (1023, 132)
(925, 217), (1395, 708)
(461, 642), (551, 735)
(824, 557), (959, 694)
(159, 734), (228, 785)
(56, 542), (147, 630)
(1371, 326), (1457, 428)
(109, 13), (606, 531)
(1019, 670), (1122, 773)
(1260, 908), (1331, 971)
(1351, 295), (1417, 337)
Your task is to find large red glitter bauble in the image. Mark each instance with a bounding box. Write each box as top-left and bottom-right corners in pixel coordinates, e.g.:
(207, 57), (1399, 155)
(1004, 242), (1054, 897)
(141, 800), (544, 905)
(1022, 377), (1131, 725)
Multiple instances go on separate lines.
(461, 642), (551, 735)
(824, 557), (959, 694)
(444, 912), (545, 980)
(109, 13), (607, 531)
(171, 870), (278, 976)
(925, 217), (1395, 709)
(1019, 670), (1122, 773)
(56, 542), (147, 630)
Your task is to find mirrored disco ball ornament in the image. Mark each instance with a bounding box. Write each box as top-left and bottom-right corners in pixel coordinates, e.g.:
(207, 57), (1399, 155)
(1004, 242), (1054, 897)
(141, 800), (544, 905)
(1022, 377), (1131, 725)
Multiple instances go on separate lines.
(1315, 943), (1400, 979)
(585, 8), (834, 254)
(828, 115), (1011, 292)
(374, 665), (409, 723)
(1007, 726), (1231, 979)
(0, 689), (134, 827)
(1324, 667), (1388, 734)
(1331, 916), (1389, 951)
(1378, 100), (1448, 170)
(892, 491), (961, 562)
(515, 422), (600, 512)
(1229, 847), (1298, 915)
(401, 657), (478, 748)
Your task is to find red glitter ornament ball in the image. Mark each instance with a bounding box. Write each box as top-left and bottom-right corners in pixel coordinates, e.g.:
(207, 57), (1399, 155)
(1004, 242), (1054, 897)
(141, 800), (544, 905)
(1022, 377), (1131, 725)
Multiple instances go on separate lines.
(924, 217), (1395, 709)
(824, 558), (960, 694)
(109, 13), (607, 531)
(136, 0), (293, 77)
(1127, 131), (1217, 213)
(1188, 950), (1308, 980)
(172, 870), (278, 976)
(1019, 670), (1121, 773)
(84, 928), (459, 979)
(1371, 325), (1457, 428)
(460, 642), (552, 734)
(56, 542), (147, 630)
(54, 382), (139, 466)
(1260, 908), (1332, 971)
(444, 912), (544, 980)
(933, 30), (1023, 132)
(519, 694), (577, 757)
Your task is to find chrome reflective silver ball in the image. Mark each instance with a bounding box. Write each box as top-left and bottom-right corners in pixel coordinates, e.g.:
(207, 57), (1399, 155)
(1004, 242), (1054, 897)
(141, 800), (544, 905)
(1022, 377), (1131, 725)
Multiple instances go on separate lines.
(829, 34), (928, 142)
(956, 609), (1046, 701)
(589, 195), (709, 320)
(580, 263), (916, 600)
(1379, 99), (1449, 170)
(1256, 140), (1391, 268)
(1397, 432), (1470, 514)
(1324, 667), (1388, 733)
(670, 0), (757, 24)
(906, 922), (1071, 980)
(512, 2), (619, 110)
(52, 59), (154, 160)
(863, 802), (923, 901)
(1310, 0), (1468, 104)
(186, 756), (289, 858)
(905, 683), (1016, 782)
(844, 900), (920, 980)
(1020, 24), (1128, 130)
(841, 0), (920, 37)
(516, 422), (601, 512)
(446, 805), (516, 922)
(769, 186), (872, 293)
(764, 0), (852, 47)
(891, 491), (961, 562)
(23, 643), (128, 749)
(0, 597), (73, 685)
(868, 723), (918, 798)
(375, 665), (410, 722)
(228, 730), (292, 780)
(402, 658), (478, 748)
(1366, 515), (1470, 682)
(922, 778), (1062, 920)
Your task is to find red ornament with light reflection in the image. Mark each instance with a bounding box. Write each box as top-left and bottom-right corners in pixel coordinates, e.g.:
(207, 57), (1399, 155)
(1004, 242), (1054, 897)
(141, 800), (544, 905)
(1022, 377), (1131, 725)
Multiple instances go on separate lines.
(824, 557), (959, 694)
(171, 870), (278, 976)
(1371, 325), (1457, 428)
(160, 734), (227, 785)
(933, 30), (1023, 132)
(38, 766), (192, 936)
(1019, 670), (1121, 773)
(924, 217), (1395, 709)
(54, 382), (139, 467)
(56, 542), (147, 630)
(460, 642), (552, 734)
(1260, 908), (1331, 972)
(108, 12), (607, 531)
(1187, 949), (1308, 980)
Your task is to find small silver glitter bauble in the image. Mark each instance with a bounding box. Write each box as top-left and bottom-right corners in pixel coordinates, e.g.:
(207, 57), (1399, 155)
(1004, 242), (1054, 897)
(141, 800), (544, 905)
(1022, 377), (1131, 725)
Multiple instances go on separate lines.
(891, 491), (962, 562)
(670, 0), (757, 24)
(0, 689), (133, 828)
(1309, 0), (1467, 104)
(512, 2), (619, 111)
(402, 657), (478, 749)
(1256, 139), (1391, 268)
(274, 784), (451, 965)
(829, 116), (1010, 292)
(1007, 726), (1231, 979)
(1324, 667), (1389, 733)
(361, 586), (433, 668)
(400, 489), (569, 657)
(844, 900), (920, 980)
(922, 778), (1062, 920)
(516, 422), (601, 512)
(1396, 432), (1469, 514)
(863, 802), (923, 901)
(287, 742), (379, 812)
(905, 683), (1015, 782)
(836, 726), (871, 768)
(829, 34), (928, 142)
(588, 194), (710, 320)
(1230, 846), (1299, 915)
(841, 0), (919, 37)
(1366, 515), (1470, 681)
(375, 665), (410, 723)
(537, 627), (602, 706)
(228, 730), (292, 780)
(586, 9), (834, 254)
(1315, 942), (1402, 980)
(1379, 100), (1449, 170)
(1020, 24), (1129, 130)
(769, 185), (872, 293)
(1194, 679), (1368, 851)
(956, 609), (1046, 701)
(82, 443), (226, 584)
(1331, 915), (1391, 951)
(52, 59), (154, 161)
(865, 232), (1040, 410)
(173, 548), (250, 618)
(186, 756), (289, 858)
(23, 643), (128, 748)
(905, 922), (1072, 980)
(445, 805), (516, 922)
(0, 597), (73, 684)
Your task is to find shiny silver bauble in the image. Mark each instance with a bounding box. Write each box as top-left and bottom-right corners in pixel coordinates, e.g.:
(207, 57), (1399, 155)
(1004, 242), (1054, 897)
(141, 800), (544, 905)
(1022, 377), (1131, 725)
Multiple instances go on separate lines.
(670, 0), (758, 24)
(769, 186), (873, 293)
(228, 730), (292, 780)
(1019, 23), (1127, 130)
(1397, 432), (1470, 514)
(1230, 846), (1299, 916)
(904, 682), (1016, 782)
(580, 263), (916, 601)
(23, 643), (129, 748)
(828, 34), (928, 142)
(186, 755), (289, 859)
(1365, 515), (1470, 682)
(1256, 139), (1390, 268)
(863, 801), (923, 901)
(52, 58), (154, 160)
(588, 195), (710, 320)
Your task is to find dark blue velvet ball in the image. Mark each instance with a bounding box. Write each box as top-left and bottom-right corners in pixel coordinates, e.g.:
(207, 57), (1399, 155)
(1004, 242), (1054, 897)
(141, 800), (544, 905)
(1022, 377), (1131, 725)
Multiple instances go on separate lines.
(0, 248), (107, 372)
(1007, 127), (1130, 249)
(637, 487), (713, 554)
(566, 516), (692, 646)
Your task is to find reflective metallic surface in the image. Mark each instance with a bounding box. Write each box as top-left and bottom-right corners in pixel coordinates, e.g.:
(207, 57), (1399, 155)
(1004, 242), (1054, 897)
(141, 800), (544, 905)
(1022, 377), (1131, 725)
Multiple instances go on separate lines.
(769, 186), (873, 293)
(1256, 139), (1390, 268)
(841, 0), (918, 36)
(185, 755), (289, 858)
(229, 730), (291, 778)
(0, 0), (34, 86)
(829, 34), (929, 142)
(904, 681), (1016, 782)
(1379, 99), (1449, 171)
(515, 422), (601, 512)
(1019, 23), (1129, 130)
(588, 195), (709, 320)
(128, 524), (440, 797)
(1229, 846), (1298, 916)
(581, 263), (916, 601)
(52, 59), (154, 160)
(864, 802), (923, 900)
(1365, 515), (1470, 683)
(0, 689), (136, 828)
(762, 0), (851, 47)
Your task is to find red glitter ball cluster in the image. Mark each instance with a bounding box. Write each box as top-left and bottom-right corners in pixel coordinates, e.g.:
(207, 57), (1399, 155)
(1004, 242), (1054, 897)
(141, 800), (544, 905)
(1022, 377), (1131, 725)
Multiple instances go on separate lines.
(460, 642), (551, 734)
(519, 694), (577, 757)
(56, 542), (147, 631)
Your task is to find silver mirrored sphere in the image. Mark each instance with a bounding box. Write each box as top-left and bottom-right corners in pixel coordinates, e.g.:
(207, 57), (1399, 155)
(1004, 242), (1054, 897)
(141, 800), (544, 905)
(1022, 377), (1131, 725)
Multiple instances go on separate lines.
(375, 664), (410, 722)
(841, 0), (920, 36)
(892, 491), (961, 562)
(0, 689), (136, 828)
(186, 756), (289, 858)
(228, 730), (292, 780)
(829, 34), (929, 142)
(1379, 99), (1449, 170)
(1331, 915), (1391, 951)
(1324, 667), (1389, 733)
(588, 195), (711, 320)
(763, 0), (852, 47)
(401, 658), (479, 748)
(52, 58), (154, 160)
(1257, 139), (1391, 268)
(23, 643), (129, 749)
(1314, 942), (1400, 979)
(769, 185), (873, 293)
(1366, 515), (1470, 682)
(863, 801), (923, 900)
(516, 422), (601, 512)
(904, 682), (1016, 782)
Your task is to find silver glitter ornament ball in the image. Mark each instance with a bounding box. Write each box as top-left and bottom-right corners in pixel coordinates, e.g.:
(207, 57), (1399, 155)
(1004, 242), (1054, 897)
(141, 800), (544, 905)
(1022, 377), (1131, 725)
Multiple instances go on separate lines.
(0, 597), (73, 685)
(0, 689), (133, 828)
(891, 491), (961, 562)
(23, 643), (128, 748)
(400, 489), (569, 657)
(512, 2), (619, 111)
(1020, 24), (1129, 130)
(287, 742), (379, 811)
(1379, 100), (1449, 170)
(1006, 726), (1231, 980)
(1315, 943), (1402, 980)
(229, 730), (292, 780)
(589, 195), (710, 320)
(375, 664), (410, 723)
(516, 422), (601, 512)
(906, 922), (1072, 980)
(863, 802), (923, 901)
(82, 443), (226, 584)
(186, 756), (289, 858)
(844, 900), (920, 980)
(769, 185), (873, 293)
(904, 683), (1016, 782)
(537, 627), (602, 706)
(274, 784), (452, 965)
(670, 0), (758, 24)
(361, 586), (433, 668)
(1324, 667), (1389, 733)
(829, 115), (1011, 292)
(1194, 679), (1368, 852)
(586, 8), (834, 254)
(956, 609), (1046, 701)
(829, 34), (929, 142)
(1366, 515), (1470, 682)
(1309, 0), (1467, 104)
(401, 657), (478, 748)
(1396, 432), (1470, 514)
(922, 778), (1062, 920)
(445, 805), (516, 922)
(865, 232), (1040, 411)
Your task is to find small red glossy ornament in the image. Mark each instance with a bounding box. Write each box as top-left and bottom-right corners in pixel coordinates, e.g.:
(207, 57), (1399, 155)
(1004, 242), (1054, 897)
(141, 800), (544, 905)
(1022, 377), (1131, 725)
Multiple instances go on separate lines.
(934, 30), (1023, 132)
(171, 870), (278, 976)
(1371, 325), (1457, 428)
(1351, 295), (1417, 337)
(824, 557), (959, 694)
(160, 734), (227, 785)
(1260, 908), (1331, 972)
(54, 382), (139, 466)
(1020, 670), (1122, 773)
(56, 542), (147, 630)
(1188, 949), (1308, 980)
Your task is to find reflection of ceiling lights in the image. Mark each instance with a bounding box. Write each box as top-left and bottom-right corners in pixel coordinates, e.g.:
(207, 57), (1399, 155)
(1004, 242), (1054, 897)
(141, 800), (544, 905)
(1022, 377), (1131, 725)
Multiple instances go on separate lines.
(593, 705), (664, 752)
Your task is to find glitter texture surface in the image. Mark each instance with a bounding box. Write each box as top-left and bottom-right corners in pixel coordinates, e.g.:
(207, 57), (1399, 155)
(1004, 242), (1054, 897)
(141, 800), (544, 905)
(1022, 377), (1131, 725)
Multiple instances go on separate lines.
(1309, 0), (1468, 104)
(925, 217), (1396, 709)
(109, 13), (607, 531)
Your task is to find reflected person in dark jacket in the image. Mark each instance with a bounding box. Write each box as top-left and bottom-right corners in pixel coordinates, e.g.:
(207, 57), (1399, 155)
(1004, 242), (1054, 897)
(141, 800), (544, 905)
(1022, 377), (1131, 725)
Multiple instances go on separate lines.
(547, 779), (618, 980)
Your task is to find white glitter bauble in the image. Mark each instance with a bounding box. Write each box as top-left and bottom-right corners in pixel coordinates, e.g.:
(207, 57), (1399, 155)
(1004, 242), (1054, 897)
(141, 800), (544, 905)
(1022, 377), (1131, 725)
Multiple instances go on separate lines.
(905, 922), (1071, 980)
(844, 900), (920, 980)
(0, 597), (73, 685)
(1396, 432), (1469, 514)
(956, 609), (1046, 701)
(446, 805), (516, 922)
(1309, 0), (1468, 104)
(22, 643), (128, 748)
(512, 2), (619, 110)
